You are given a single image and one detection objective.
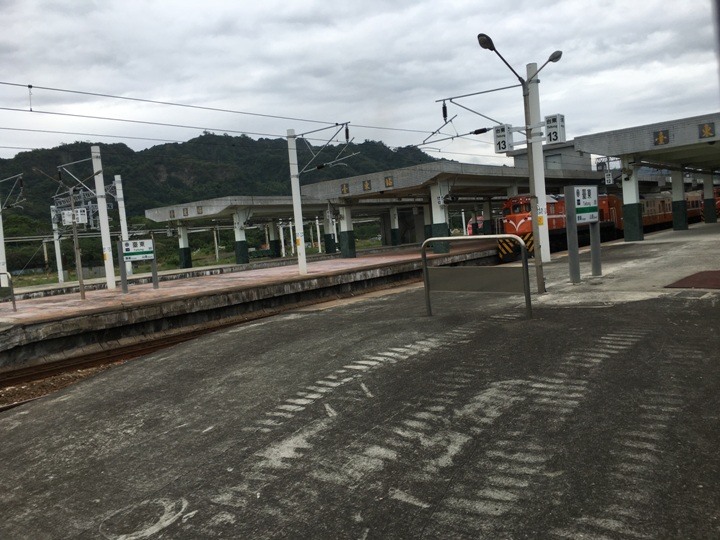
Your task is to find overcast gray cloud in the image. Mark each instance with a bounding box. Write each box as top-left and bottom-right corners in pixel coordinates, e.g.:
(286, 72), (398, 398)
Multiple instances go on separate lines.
(0, 0), (718, 163)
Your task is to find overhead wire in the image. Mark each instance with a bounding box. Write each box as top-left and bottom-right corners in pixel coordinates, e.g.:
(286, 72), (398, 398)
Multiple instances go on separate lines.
(0, 80), (434, 136)
(0, 80), (497, 163)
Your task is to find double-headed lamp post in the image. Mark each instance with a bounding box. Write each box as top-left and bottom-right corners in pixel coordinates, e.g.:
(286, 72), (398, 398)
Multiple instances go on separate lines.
(477, 33), (562, 294)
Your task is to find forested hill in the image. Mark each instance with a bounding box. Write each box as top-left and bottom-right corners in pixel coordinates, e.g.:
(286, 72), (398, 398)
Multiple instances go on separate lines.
(0, 133), (438, 235)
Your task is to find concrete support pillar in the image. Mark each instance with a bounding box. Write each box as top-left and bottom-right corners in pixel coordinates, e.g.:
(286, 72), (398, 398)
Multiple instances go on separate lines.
(51, 206), (64, 283)
(702, 173), (718, 223)
(178, 223), (192, 268)
(423, 204), (432, 241)
(671, 170), (688, 230)
(506, 185), (519, 197)
(233, 209), (251, 264)
(323, 208), (337, 254)
(90, 146), (116, 289)
(267, 222), (281, 257)
(413, 207), (425, 242)
(389, 206), (400, 246)
(278, 222), (287, 257)
(621, 159), (643, 241)
(338, 206), (356, 258)
(289, 220), (296, 256)
(315, 216), (322, 253)
(429, 183), (449, 253)
(483, 199), (493, 234)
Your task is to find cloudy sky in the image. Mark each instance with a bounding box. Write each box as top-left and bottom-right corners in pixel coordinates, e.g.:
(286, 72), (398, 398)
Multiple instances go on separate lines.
(1, 0), (718, 165)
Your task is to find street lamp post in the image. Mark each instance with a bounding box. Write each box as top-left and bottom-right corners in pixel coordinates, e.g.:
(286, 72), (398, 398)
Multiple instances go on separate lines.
(478, 33), (562, 294)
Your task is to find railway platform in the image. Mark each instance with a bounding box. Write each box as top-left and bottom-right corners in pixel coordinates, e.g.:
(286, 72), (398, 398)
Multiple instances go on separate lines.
(0, 240), (497, 375)
(0, 223), (719, 538)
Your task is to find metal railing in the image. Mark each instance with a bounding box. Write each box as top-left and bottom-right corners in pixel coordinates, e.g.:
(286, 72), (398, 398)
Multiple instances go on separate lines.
(0, 273), (17, 312)
(421, 234), (532, 318)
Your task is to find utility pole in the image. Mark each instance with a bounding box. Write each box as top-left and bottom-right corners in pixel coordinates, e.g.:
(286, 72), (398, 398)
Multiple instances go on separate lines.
(287, 129), (308, 275)
(91, 146), (116, 289)
(0, 173), (24, 288)
(68, 186), (86, 300)
(114, 175), (132, 276)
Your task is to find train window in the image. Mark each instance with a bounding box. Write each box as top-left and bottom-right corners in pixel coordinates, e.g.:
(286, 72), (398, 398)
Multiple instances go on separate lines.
(512, 204), (522, 213)
(503, 207), (511, 216)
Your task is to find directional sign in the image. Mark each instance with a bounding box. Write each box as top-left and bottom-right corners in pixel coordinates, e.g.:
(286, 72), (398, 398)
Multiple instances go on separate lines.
(493, 124), (514, 153)
(544, 114), (566, 143)
(574, 186), (598, 223)
(122, 239), (155, 261)
(604, 171), (613, 185)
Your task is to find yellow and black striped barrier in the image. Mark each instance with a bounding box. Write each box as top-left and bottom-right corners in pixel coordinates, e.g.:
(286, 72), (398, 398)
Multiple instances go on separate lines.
(498, 233), (533, 262)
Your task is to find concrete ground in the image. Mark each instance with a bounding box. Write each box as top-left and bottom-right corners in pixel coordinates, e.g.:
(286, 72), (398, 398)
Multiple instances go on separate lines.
(0, 223), (718, 539)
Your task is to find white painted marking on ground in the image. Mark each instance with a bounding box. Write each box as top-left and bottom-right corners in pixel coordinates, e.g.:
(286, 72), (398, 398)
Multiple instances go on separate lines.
(256, 419), (329, 469)
(99, 498), (189, 540)
(360, 383), (374, 398)
(286, 398), (314, 405)
(324, 404), (337, 417)
(277, 404), (305, 412)
(355, 360), (381, 367)
(266, 411), (294, 418)
(388, 488), (431, 508)
(296, 392), (324, 399)
(305, 385), (333, 393)
(365, 446), (397, 460)
(344, 364), (371, 371)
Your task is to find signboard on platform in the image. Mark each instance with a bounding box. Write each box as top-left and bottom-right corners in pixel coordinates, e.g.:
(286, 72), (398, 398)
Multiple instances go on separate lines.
(574, 186), (599, 223)
(122, 239), (155, 261)
(493, 124), (514, 153)
(544, 114), (566, 143)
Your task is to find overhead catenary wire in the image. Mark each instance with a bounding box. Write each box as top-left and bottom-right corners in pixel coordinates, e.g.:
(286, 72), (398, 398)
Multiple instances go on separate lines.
(0, 80), (433, 136)
(0, 80), (502, 162)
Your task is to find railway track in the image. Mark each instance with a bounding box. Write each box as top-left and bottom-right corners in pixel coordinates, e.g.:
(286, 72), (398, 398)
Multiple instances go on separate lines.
(0, 277), (427, 411)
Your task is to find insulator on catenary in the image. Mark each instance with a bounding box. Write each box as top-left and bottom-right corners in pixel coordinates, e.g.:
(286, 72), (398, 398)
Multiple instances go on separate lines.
(442, 101), (447, 122)
(345, 125), (349, 142)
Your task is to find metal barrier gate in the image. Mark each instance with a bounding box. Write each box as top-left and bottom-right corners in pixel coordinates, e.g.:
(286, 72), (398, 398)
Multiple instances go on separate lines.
(421, 235), (532, 318)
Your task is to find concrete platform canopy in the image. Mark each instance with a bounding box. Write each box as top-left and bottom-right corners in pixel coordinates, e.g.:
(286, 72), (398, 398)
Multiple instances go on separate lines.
(146, 144), (604, 263)
(145, 195), (329, 267)
(574, 112), (720, 240)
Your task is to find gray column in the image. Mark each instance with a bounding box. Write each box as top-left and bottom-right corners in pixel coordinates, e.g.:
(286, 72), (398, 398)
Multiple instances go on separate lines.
(389, 206), (400, 246)
(671, 170), (688, 230)
(233, 209), (251, 264)
(323, 208), (337, 254)
(178, 223), (192, 268)
(423, 204), (432, 241)
(413, 207), (426, 243)
(621, 159), (643, 241)
(429, 183), (449, 253)
(338, 206), (356, 258)
(702, 173), (718, 223)
(483, 199), (493, 234)
(267, 221), (281, 257)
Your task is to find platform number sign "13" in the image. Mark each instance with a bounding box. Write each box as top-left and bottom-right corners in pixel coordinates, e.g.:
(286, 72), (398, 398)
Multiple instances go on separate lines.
(545, 114), (566, 144)
(493, 124), (514, 154)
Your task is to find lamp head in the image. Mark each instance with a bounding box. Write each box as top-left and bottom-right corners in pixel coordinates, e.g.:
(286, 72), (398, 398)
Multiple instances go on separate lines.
(548, 50), (562, 63)
(477, 33), (495, 51)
